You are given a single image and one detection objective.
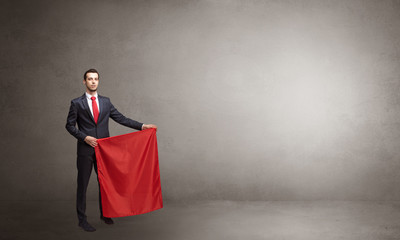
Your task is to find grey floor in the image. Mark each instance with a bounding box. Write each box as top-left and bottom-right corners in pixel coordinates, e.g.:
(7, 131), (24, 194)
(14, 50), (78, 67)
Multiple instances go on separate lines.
(2, 200), (400, 240)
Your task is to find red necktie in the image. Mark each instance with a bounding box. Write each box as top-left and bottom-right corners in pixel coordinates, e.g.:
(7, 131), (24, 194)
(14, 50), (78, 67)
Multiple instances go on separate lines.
(91, 96), (99, 124)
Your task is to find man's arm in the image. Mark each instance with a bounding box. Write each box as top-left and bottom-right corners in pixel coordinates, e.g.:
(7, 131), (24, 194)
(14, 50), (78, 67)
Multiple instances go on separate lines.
(109, 103), (144, 130)
(66, 100), (98, 147)
(65, 100), (87, 142)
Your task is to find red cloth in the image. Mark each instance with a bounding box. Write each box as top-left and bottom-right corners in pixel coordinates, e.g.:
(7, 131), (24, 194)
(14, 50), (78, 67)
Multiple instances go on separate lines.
(95, 128), (163, 217)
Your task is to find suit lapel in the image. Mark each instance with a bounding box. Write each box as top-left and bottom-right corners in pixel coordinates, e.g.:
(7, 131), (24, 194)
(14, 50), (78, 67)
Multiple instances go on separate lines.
(98, 95), (104, 123)
(81, 94), (95, 123)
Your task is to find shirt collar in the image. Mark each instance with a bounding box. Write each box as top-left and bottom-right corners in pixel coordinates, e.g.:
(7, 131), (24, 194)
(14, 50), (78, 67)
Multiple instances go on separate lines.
(85, 92), (98, 100)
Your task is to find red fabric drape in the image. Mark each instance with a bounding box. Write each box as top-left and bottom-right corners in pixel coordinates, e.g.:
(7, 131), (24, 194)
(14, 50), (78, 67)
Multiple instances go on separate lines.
(95, 128), (163, 218)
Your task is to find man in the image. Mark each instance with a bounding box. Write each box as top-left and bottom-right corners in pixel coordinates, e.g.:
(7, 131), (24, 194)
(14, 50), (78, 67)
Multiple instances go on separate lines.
(66, 69), (157, 232)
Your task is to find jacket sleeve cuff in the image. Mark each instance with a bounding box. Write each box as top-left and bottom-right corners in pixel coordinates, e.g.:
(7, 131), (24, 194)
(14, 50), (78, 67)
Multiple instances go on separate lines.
(79, 134), (87, 142)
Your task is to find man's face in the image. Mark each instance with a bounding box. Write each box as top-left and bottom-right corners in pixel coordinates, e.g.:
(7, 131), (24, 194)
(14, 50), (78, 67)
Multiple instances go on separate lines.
(84, 73), (99, 92)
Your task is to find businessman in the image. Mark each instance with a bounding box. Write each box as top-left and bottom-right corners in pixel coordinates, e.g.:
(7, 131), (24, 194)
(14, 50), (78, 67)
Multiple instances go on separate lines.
(66, 69), (157, 232)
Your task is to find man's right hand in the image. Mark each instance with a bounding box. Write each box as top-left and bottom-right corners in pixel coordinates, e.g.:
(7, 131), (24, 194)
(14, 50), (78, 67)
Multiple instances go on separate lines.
(84, 136), (98, 147)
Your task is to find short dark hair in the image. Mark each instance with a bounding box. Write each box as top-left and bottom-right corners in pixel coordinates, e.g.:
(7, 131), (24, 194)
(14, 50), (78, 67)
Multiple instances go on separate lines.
(83, 69), (99, 80)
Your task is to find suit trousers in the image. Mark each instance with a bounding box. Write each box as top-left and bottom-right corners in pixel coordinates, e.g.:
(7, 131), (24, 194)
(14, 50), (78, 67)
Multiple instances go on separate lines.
(76, 153), (103, 223)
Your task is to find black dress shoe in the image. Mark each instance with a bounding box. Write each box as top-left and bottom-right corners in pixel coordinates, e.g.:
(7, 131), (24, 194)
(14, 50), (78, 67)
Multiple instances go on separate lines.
(100, 216), (114, 225)
(78, 221), (96, 232)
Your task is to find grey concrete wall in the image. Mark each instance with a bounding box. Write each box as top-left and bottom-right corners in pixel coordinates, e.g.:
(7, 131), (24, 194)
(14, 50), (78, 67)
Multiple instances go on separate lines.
(1, 0), (400, 201)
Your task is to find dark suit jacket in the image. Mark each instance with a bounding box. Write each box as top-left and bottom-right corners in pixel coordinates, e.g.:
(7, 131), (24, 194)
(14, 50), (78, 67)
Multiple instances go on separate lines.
(66, 94), (143, 156)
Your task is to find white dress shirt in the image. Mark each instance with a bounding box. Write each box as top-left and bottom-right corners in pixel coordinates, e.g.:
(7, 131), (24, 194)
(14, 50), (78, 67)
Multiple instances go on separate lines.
(85, 92), (100, 117)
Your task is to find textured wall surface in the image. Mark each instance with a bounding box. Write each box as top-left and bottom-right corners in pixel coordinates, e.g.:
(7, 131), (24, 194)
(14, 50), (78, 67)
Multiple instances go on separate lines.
(1, 0), (400, 201)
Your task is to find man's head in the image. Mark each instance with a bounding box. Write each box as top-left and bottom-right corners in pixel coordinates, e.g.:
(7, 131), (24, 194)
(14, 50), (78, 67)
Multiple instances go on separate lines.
(83, 69), (99, 93)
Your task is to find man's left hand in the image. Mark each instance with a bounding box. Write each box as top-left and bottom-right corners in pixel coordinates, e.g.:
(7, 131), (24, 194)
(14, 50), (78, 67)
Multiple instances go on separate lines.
(142, 124), (158, 131)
